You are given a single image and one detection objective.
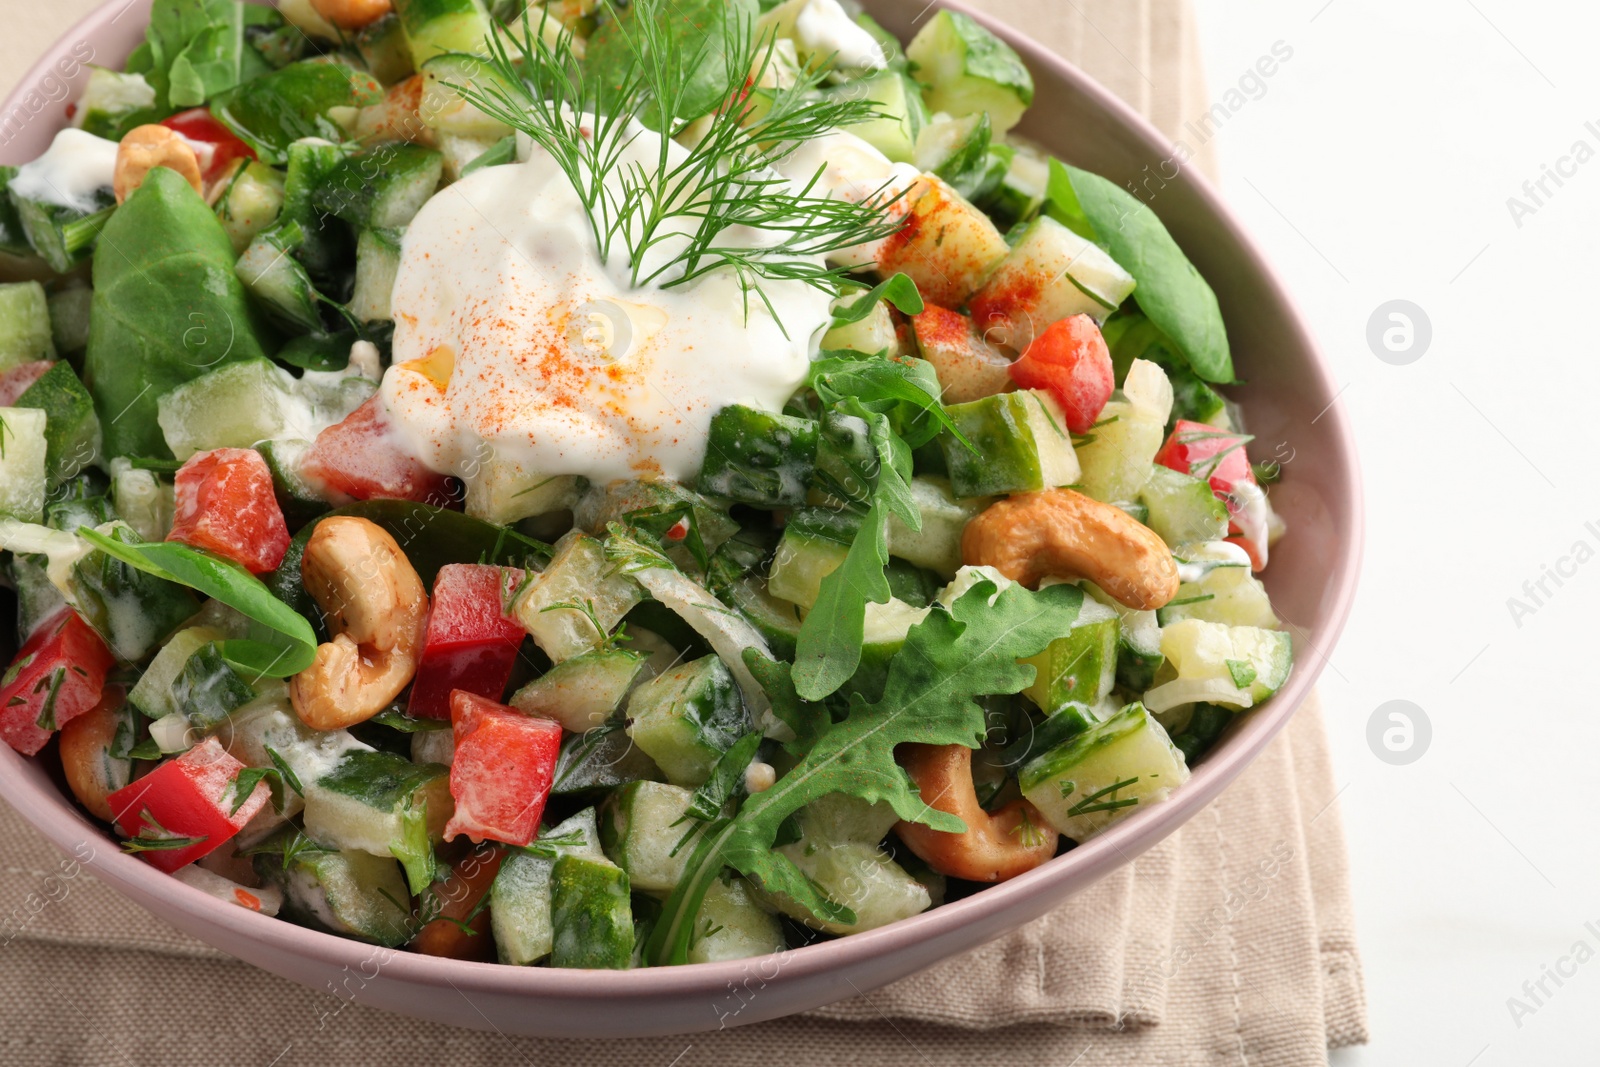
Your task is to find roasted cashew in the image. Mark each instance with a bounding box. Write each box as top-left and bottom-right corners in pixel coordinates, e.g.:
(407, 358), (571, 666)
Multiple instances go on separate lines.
(962, 487), (1179, 611)
(893, 744), (1058, 882)
(113, 125), (203, 205)
(309, 0), (392, 30)
(58, 691), (129, 823)
(290, 517), (428, 731)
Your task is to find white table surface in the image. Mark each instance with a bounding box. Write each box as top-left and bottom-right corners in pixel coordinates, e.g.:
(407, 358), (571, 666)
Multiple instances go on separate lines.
(1192, 0), (1600, 1063)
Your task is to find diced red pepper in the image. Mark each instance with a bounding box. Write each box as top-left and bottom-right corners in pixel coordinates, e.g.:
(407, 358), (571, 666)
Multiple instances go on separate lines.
(302, 396), (453, 505)
(1007, 315), (1115, 434)
(167, 448), (291, 573)
(108, 737), (270, 873)
(0, 360), (53, 406)
(0, 608), (115, 756)
(160, 108), (256, 186)
(1155, 419), (1269, 569)
(444, 691), (561, 847)
(409, 564), (526, 719)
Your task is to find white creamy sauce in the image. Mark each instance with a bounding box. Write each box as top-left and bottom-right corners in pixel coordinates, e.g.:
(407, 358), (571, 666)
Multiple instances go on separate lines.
(11, 128), (118, 212)
(382, 120), (834, 486)
(792, 0), (888, 72)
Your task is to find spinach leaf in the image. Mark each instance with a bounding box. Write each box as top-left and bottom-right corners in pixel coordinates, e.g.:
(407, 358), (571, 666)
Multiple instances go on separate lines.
(584, 0), (760, 123)
(210, 62), (383, 164)
(127, 0), (275, 114)
(77, 527), (318, 678)
(85, 167), (270, 459)
(831, 272), (924, 327)
(1046, 159), (1233, 384)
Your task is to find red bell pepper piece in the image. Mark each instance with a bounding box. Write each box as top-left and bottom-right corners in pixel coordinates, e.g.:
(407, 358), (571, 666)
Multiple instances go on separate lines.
(167, 448), (291, 573)
(1155, 419), (1270, 569)
(409, 564), (526, 719)
(160, 108), (256, 186)
(0, 360), (53, 406)
(302, 396), (453, 505)
(444, 691), (562, 847)
(0, 608), (115, 756)
(1007, 315), (1115, 434)
(108, 737), (270, 873)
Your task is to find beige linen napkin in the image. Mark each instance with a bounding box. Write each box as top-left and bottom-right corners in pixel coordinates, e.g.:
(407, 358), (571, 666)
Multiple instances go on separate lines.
(0, 1), (1367, 1063)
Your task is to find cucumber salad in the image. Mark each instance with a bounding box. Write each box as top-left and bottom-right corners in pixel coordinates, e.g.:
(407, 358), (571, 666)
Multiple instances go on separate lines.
(0, 0), (1293, 968)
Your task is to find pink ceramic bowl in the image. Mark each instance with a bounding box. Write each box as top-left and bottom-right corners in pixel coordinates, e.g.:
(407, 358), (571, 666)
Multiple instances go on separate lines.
(0, 0), (1362, 1037)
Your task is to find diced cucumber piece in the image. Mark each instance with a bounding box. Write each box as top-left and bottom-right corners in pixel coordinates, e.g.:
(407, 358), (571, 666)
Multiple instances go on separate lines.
(419, 54), (515, 139)
(217, 161), (286, 255)
(699, 404), (817, 509)
(351, 228), (402, 323)
(970, 215), (1136, 352)
(876, 176), (1009, 310)
(549, 853), (634, 969)
(1160, 541), (1278, 629)
(849, 597), (930, 701)
(724, 576), (802, 661)
(688, 876), (785, 963)
(75, 66), (157, 140)
(129, 625), (224, 719)
(910, 305), (1013, 405)
(821, 294), (899, 356)
(219, 687), (369, 824)
(490, 808), (603, 965)
(258, 438), (330, 527)
(833, 71), (926, 164)
(511, 531), (644, 662)
(797, 791), (900, 846)
(462, 449), (579, 525)
(236, 225), (323, 335)
(155, 357), (299, 460)
(277, 138), (349, 284)
(173, 641), (256, 729)
(914, 112), (996, 201)
(809, 407), (878, 512)
(15, 361), (101, 488)
(11, 552), (65, 639)
(1140, 464), (1227, 547)
(312, 144), (443, 229)
(978, 144), (1047, 230)
(1020, 702), (1189, 841)
(1082, 581), (1166, 690)
(552, 717), (664, 796)
(302, 748), (452, 858)
(905, 10), (1034, 134)
(69, 522), (199, 661)
(939, 389), (1079, 499)
(0, 407), (48, 523)
(356, 14), (417, 85)
(1074, 360), (1173, 503)
(1020, 597), (1119, 714)
(0, 282), (56, 370)
(768, 507), (854, 609)
(510, 648), (645, 733)
(625, 655), (751, 788)
(600, 780), (706, 894)
(259, 840), (413, 946)
(1143, 620), (1293, 713)
(767, 840), (930, 935)
(884, 477), (983, 578)
(393, 0), (496, 63)
(574, 480), (739, 566)
(46, 286), (93, 356)
(108, 459), (173, 542)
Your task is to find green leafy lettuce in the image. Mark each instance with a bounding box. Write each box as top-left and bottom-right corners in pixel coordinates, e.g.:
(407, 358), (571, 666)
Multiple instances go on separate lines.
(125, 0), (277, 115)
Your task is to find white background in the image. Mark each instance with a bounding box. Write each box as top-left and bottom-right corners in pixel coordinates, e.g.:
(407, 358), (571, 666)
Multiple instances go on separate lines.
(1191, 0), (1600, 1063)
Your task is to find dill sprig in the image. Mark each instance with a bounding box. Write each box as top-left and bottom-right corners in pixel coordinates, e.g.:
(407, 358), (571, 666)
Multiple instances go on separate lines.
(458, 1), (906, 321)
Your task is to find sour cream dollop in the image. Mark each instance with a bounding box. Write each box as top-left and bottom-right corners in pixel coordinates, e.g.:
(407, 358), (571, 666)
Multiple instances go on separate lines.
(382, 122), (834, 486)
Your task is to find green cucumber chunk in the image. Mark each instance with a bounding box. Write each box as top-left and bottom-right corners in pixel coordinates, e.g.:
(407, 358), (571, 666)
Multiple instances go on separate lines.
(624, 654), (751, 788)
(549, 853), (634, 969)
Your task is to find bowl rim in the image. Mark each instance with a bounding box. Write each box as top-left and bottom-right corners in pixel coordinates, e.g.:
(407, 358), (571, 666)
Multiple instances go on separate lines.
(0, 0), (1364, 1013)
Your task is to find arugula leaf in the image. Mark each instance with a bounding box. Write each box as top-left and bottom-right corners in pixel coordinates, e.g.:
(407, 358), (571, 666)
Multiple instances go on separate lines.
(1045, 159), (1233, 384)
(76, 528), (317, 678)
(647, 578), (1083, 962)
(807, 355), (968, 450)
(743, 651), (829, 755)
(831, 273), (924, 327)
(683, 731), (763, 822)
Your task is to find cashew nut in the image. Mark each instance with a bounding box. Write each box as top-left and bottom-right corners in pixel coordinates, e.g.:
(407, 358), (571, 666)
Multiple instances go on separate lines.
(893, 744), (1058, 882)
(113, 125), (203, 205)
(310, 0), (392, 30)
(290, 517), (428, 731)
(961, 487), (1179, 610)
(58, 691), (130, 823)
